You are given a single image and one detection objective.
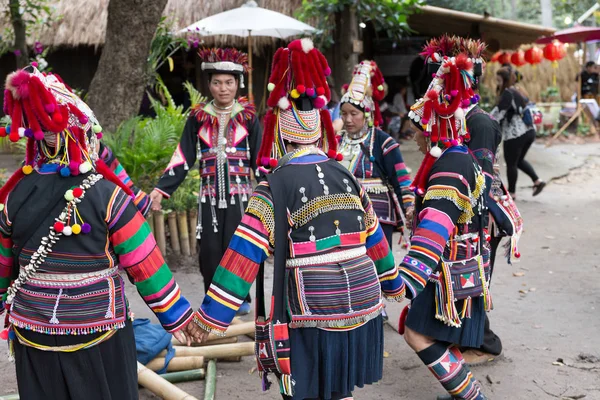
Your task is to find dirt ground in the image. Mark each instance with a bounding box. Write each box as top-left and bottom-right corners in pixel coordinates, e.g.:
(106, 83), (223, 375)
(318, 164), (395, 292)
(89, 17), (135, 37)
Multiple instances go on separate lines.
(1, 141), (600, 400)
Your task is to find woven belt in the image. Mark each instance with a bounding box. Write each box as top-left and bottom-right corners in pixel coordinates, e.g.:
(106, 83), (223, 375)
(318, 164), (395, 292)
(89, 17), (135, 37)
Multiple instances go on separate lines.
(28, 267), (119, 288)
(358, 178), (389, 194)
(286, 246), (366, 267)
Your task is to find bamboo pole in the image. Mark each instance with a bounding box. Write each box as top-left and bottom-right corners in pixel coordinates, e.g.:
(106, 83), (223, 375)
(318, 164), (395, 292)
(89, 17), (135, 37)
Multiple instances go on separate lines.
(188, 209), (198, 256)
(172, 335), (239, 347)
(137, 361), (199, 400)
(146, 356), (205, 372)
(159, 368), (205, 384)
(247, 31), (254, 103)
(159, 342), (254, 359)
(204, 360), (217, 400)
(231, 317), (255, 340)
(178, 211), (191, 256)
(147, 213), (155, 235)
(153, 211), (167, 255)
(167, 211), (181, 254)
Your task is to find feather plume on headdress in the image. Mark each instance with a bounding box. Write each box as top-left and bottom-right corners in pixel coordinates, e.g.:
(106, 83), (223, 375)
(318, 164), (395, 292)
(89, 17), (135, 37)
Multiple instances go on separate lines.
(197, 48), (250, 73)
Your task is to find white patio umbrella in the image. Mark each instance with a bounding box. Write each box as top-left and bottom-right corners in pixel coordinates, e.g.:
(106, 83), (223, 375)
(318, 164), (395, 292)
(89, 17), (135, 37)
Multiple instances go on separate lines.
(180, 0), (316, 102)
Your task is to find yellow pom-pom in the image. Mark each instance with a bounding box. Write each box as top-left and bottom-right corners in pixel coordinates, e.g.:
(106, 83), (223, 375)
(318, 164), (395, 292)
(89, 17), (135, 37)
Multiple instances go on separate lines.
(0, 204), (4, 212)
(71, 223), (82, 235)
(377, 85), (384, 91)
(22, 165), (33, 175)
(64, 190), (74, 201)
(267, 82), (275, 92)
(290, 89), (300, 99)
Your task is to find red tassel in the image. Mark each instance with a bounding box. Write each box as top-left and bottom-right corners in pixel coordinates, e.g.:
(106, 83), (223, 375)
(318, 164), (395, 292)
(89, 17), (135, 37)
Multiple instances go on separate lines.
(291, 50), (305, 91)
(95, 159), (134, 197)
(411, 153), (436, 195)
(0, 168), (26, 205)
(3, 89), (13, 115)
(9, 101), (23, 132)
(25, 138), (35, 165)
(308, 51), (327, 97)
(267, 50), (290, 108)
(299, 51), (313, 93)
(320, 109), (337, 155)
(257, 110), (276, 165)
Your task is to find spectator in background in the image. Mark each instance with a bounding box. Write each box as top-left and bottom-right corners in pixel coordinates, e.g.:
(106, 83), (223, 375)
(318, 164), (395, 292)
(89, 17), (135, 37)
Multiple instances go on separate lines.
(491, 67), (545, 199)
(578, 61), (599, 99)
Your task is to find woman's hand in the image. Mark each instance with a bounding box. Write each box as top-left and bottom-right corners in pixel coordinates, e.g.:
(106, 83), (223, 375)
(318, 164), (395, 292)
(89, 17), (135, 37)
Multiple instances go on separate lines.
(149, 189), (164, 212)
(173, 318), (208, 346)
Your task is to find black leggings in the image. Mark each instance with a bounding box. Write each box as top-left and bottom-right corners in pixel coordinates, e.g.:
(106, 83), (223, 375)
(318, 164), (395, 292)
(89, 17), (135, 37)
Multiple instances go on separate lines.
(503, 129), (539, 194)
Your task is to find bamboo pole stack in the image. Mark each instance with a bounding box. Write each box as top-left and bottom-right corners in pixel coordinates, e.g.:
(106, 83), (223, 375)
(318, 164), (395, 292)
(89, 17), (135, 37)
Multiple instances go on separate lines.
(167, 212), (181, 254)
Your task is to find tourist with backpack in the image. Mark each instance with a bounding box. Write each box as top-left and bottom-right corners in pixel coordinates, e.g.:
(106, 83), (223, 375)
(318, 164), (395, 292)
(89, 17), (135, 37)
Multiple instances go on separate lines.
(491, 67), (545, 199)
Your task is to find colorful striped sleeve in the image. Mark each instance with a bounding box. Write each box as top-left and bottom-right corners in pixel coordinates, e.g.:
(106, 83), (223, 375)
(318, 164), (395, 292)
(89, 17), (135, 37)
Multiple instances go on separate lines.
(197, 183), (273, 334)
(0, 235), (13, 311)
(109, 188), (193, 332)
(399, 165), (472, 299)
(361, 187), (405, 301)
(380, 132), (414, 211)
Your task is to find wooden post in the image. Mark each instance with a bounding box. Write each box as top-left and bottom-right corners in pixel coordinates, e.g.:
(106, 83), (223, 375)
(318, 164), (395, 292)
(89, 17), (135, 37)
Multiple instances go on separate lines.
(137, 361), (199, 400)
(178, 211), (191, 256)
(248, 31), (254, 103)
(167, 211), (181, 254)
(153, 211), (167, 255)
(146, 356), (205, 372)
(188, 209), (198, 256)
(159, 342), (255, 359)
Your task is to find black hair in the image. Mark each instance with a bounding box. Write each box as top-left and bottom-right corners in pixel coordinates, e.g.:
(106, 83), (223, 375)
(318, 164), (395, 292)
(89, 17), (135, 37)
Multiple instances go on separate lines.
(586, 61), (596, 68)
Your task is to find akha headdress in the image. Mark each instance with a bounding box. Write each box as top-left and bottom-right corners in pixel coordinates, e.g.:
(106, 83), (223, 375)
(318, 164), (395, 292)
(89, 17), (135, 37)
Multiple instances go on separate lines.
(257, 38), (339, 169)
(420, 35), (486, 78)
(340, 60), (386, 127)
(0, 65), (133, 208)
(408, 52), (479, 195)
(198, 48), (250, 88)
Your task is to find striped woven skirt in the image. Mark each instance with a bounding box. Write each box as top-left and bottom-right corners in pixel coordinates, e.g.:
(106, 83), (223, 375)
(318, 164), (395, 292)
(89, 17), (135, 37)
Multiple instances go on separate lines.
(283, 315), (384, 400)
(405, 281), (486, 348)
(13, 320), (138, 400)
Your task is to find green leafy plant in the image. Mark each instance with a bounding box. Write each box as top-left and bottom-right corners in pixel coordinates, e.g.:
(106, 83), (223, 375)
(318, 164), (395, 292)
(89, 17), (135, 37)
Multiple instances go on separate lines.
(296, 0), (423, 48)
(104, 82), (206, 196)
(540, 86), (560, 102)
(147, 16), (189, 83)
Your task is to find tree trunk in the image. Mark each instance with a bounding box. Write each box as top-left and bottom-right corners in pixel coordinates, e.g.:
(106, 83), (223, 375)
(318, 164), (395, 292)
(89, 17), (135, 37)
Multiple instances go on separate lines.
(87, 0), (167, 132)
(332, 6), (359, 96)
(9, 0), (29, 68)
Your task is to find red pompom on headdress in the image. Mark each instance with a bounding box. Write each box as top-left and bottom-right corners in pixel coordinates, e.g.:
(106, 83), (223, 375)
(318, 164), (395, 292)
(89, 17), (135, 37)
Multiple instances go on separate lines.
(340, 60), (386, 127)
(0, 65), (134, 206)
(259, 39), (337, 169)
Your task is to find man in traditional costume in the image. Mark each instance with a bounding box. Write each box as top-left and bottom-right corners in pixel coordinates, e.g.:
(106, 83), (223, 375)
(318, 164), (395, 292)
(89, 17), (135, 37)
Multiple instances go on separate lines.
(150, 48), (262, 314)
(399, 52), (490, 399)
(338, 60), (414, 250)
(0, 65), (203, 399)
(191, 38), (419, 400)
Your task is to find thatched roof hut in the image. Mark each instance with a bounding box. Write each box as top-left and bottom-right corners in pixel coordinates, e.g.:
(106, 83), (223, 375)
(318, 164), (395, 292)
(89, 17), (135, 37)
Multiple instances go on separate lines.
(0, 0), (302, 54)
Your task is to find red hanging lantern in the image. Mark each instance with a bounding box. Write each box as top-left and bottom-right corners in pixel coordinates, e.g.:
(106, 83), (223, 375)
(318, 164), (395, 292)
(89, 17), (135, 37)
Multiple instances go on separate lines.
(524, 47), (543, 65)
(498, 52), (511, 65)
(543, 41), (565, 86)
(543, 41), (565, 62)
(511, 50), (526, 67)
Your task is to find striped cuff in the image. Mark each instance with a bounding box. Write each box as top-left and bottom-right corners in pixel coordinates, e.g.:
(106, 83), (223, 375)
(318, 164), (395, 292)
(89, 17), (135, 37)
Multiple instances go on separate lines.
(154, 187), (171, 199)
